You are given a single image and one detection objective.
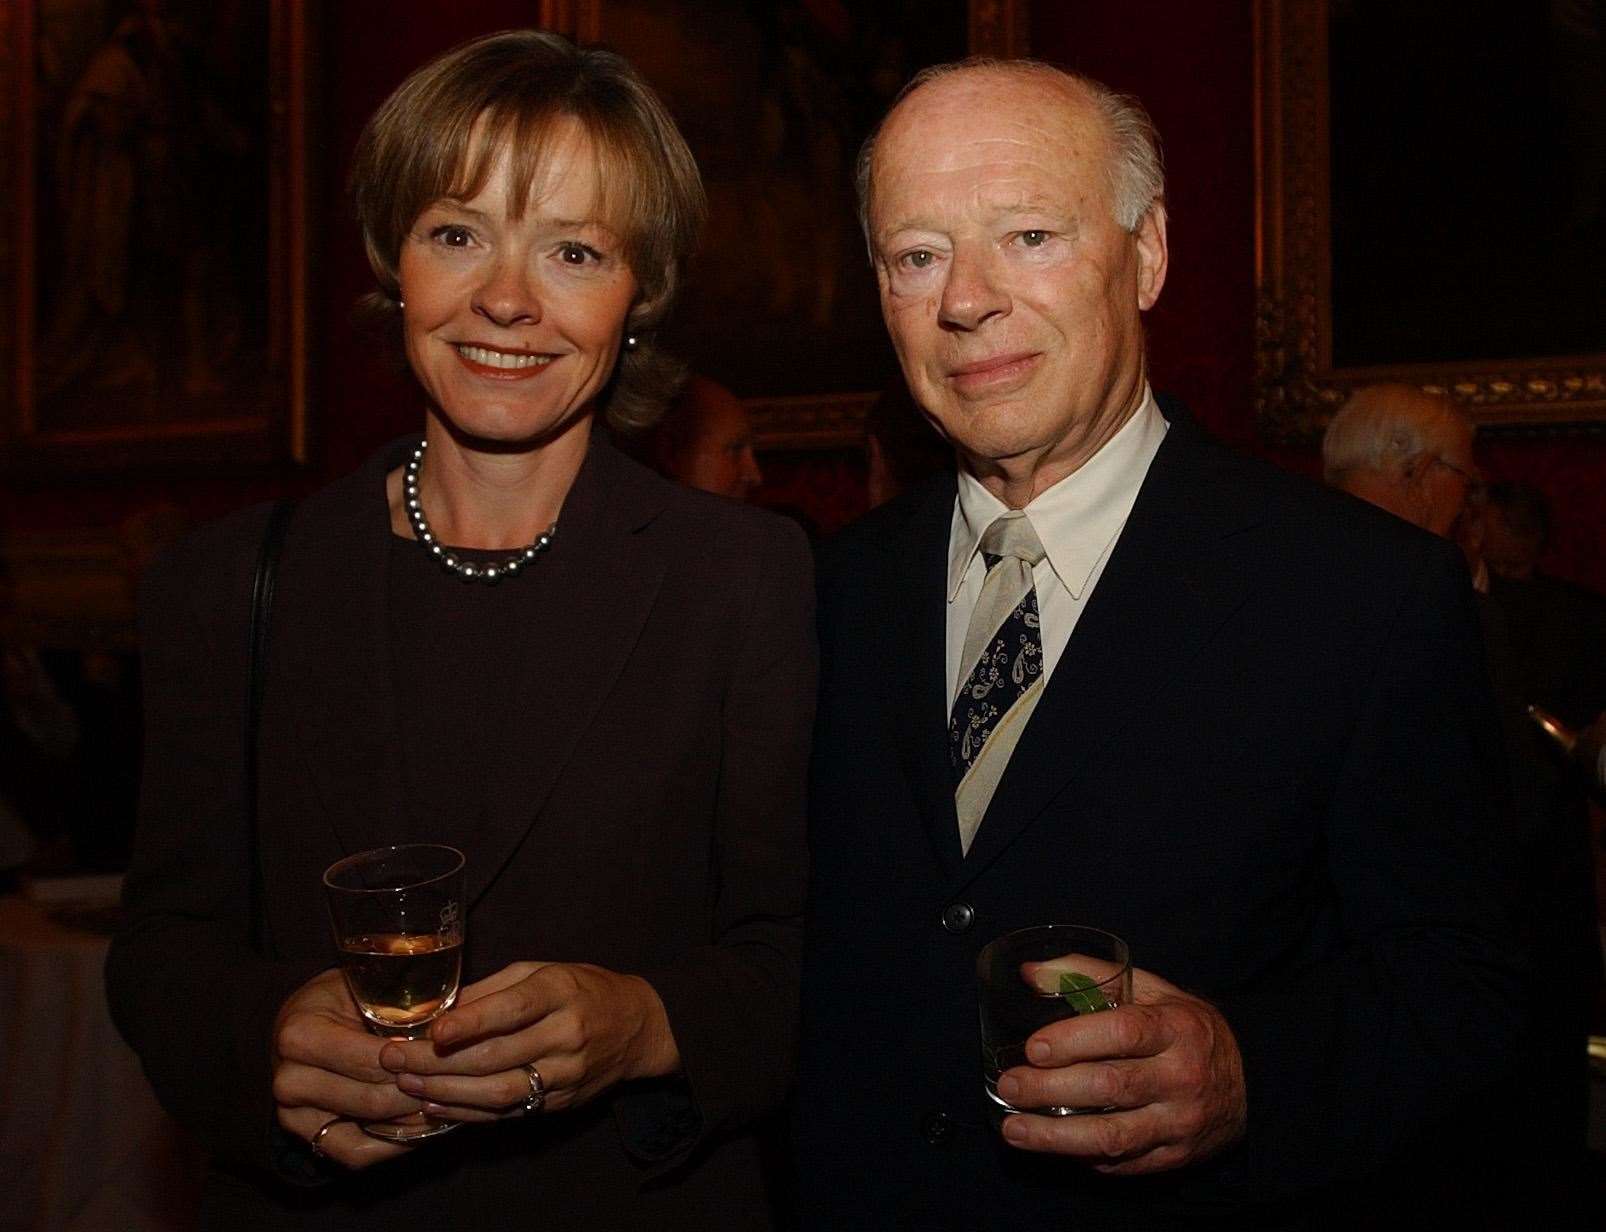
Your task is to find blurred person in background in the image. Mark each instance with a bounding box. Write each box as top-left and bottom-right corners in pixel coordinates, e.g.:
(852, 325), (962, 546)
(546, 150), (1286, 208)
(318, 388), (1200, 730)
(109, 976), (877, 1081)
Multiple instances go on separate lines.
(1325, 383), (1604, 1217)
(648, 373), (763, 500)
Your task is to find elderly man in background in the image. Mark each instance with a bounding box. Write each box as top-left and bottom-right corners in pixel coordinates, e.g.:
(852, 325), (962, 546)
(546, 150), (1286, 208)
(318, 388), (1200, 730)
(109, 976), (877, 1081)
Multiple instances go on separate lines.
(1324, 382), (1605, 1213)
(1321, 382), (1484, 561)
(798, 57), (1523, 1228)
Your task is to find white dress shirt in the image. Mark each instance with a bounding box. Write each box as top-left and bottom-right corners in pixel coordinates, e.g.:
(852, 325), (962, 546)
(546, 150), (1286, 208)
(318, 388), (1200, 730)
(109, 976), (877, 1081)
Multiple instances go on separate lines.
(945, 388), (1169, 707)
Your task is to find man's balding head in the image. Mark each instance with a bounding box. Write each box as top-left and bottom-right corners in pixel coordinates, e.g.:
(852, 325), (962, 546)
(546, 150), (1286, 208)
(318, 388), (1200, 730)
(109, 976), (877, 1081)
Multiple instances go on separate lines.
(856, 59), (1164, 245)
(1322, 384), (1480, 539)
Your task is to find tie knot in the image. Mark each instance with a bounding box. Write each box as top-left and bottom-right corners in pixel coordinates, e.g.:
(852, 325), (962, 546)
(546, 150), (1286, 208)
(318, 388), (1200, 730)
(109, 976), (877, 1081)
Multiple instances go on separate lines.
(979, 513), (1045, 568)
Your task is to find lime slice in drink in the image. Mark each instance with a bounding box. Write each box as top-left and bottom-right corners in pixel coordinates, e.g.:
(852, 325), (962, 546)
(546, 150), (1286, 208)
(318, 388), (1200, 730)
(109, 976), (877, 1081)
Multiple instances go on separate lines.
(1058, 970), (1113, 1014)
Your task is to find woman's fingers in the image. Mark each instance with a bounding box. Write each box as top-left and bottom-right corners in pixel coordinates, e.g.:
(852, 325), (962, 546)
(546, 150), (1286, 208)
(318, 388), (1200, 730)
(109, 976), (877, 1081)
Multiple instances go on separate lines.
(397, 1054), (580, 1115)
(278, 1106), (411, 1171)
(276, 1009), (394, 1083)
(275, 1057), (427, 1123)
(431, 964), (568, 1047)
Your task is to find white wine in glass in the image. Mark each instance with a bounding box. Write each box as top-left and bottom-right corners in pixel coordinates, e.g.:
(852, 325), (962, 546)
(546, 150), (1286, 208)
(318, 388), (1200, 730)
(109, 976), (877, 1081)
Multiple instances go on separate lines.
(323, 844), (465, 1141)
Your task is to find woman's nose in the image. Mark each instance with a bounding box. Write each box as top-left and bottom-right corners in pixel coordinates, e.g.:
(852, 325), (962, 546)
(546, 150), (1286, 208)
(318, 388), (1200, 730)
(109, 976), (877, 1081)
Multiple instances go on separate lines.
(473, 256), (541, 328)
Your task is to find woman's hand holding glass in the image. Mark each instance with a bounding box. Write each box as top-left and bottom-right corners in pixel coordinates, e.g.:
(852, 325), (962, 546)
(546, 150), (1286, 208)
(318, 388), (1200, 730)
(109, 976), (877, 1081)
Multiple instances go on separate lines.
(377, 961), (680, 1121)
(270, 968), (422, 1170)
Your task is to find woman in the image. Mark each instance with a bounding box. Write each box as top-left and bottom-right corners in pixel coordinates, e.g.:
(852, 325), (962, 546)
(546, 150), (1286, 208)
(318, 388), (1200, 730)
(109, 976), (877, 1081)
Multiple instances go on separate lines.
(107, 31), (814, 1230)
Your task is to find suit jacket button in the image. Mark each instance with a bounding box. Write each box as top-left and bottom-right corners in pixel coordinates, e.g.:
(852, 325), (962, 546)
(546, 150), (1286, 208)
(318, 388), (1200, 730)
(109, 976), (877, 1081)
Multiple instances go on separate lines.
(920, 1111), (953, 1145)
(941, 902), (975, 933)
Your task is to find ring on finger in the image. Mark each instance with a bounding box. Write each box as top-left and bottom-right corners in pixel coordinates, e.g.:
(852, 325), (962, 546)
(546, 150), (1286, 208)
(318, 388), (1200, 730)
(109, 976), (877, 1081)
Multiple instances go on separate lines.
(521, 1063), (546, 1115)
(310, 1114), (348, 1159)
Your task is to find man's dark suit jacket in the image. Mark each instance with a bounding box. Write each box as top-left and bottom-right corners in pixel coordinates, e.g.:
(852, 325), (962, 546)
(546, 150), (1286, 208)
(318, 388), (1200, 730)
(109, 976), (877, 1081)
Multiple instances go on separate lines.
(107, 436), (816, 1231)
(797, 408), (1523, 1229)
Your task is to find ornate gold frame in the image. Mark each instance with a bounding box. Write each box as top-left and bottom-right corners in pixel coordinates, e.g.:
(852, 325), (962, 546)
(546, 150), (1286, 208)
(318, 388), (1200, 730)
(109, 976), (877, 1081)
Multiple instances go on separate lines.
(1254, 0), (1606, 442)
(0, 0), (313, 475)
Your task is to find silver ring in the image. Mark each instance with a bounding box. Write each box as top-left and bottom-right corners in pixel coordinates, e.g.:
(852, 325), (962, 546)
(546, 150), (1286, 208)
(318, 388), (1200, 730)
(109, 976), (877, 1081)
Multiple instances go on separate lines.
(310, 1115), (347, 1159)
(521, 1063), (546, 1115)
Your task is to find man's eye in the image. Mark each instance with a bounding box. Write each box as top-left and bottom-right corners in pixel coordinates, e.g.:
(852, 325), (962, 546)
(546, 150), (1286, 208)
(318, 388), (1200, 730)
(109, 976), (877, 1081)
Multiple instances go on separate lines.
(429, 225), (473, 247)
(900, 250), (936, 270)
(1019, 230), (1050, 247)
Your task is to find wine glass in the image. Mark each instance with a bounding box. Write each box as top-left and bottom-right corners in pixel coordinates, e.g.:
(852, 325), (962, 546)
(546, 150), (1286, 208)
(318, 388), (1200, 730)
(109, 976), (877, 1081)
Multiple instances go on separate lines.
(323, 844), (465, 1141)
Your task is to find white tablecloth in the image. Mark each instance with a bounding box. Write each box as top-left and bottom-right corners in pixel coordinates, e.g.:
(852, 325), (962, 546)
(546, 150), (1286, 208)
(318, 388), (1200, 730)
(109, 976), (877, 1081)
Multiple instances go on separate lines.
(0, 894), (201, 1232)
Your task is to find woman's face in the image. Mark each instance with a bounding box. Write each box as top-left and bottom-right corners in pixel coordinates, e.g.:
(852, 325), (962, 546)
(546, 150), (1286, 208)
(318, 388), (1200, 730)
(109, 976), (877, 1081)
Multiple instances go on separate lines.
(397, 119), (638, 447)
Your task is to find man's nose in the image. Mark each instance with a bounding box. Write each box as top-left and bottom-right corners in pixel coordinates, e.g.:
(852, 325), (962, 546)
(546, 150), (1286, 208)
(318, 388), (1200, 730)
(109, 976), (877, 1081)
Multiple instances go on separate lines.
(937, 248), (1008, 332)
(473, 254), (542, 328)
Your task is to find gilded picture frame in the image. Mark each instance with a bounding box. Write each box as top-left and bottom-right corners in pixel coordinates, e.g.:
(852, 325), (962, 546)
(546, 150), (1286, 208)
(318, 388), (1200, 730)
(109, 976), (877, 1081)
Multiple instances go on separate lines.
(1255, 0), (1606, 442)
(0, 0), (313, 476)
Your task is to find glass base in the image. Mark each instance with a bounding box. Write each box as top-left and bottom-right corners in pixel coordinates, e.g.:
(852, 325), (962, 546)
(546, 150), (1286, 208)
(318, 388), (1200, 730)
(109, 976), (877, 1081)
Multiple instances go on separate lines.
(360, 1112), (462, 1142)
(985, 1079), (1081, 1117)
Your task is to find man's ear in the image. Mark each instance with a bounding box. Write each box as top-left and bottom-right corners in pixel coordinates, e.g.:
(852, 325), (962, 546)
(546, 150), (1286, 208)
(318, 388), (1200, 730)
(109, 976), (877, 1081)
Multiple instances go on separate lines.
(1134, 203), (1168, 312)
(1400, 454), (1436, 524)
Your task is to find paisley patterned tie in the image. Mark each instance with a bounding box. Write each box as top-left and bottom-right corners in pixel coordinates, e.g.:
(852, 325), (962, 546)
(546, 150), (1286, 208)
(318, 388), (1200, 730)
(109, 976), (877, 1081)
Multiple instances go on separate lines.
(949, 512), (1047, 853)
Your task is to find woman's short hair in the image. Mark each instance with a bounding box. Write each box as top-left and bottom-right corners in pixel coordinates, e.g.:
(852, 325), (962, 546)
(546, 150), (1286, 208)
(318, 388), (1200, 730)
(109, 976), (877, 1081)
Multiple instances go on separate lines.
(350, 29), (706, 431)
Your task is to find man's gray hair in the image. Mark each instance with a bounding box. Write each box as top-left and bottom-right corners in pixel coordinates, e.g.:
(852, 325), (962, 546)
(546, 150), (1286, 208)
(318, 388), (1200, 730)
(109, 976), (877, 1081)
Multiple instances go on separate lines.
(854, 58), (1165, 242)
(1321, 384), (1474, 485)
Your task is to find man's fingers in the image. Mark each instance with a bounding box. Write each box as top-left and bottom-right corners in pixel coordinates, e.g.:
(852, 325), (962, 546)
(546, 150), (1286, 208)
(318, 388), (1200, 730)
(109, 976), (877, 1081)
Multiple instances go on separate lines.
(1026, 1003), (1172, 1066)
(1000, 1106), (1171, 1162)
(1020, 949), (1128, 993)
(1126, 962), (1186, 1001)
(997, 1056), (1157, 1113)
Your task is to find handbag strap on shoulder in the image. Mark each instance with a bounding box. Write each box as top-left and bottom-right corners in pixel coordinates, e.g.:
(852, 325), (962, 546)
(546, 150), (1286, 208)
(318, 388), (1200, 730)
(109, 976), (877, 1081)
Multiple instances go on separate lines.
(245, 499), (295, 957)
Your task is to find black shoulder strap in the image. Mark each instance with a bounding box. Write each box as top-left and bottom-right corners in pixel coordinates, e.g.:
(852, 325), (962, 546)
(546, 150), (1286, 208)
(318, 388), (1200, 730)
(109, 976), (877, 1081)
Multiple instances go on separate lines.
(245, 499), (294, 957)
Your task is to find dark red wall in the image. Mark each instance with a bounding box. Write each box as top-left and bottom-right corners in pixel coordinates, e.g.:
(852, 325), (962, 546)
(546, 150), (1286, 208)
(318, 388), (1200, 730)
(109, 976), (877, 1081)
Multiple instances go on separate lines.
(7, 1), (1603, 593)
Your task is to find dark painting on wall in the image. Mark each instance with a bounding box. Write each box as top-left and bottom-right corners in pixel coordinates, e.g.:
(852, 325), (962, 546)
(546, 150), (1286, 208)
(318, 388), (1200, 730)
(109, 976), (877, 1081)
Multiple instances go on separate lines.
(1256, 0), (1606, 438)
(0, 0), (311, 474)
(571, 0), (1027, 447)
(1330, 2), (1605, 370)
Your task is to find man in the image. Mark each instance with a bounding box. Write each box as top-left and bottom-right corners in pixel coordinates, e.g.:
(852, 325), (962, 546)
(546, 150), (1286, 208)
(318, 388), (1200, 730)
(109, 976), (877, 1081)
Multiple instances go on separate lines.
(651, 374), (764, 500)
(1327, 387), (1606, 1200)
(1321, 382), (1484, 572)
(1326, 385), (1605, 1208)
(797, 60), (1522, 1227)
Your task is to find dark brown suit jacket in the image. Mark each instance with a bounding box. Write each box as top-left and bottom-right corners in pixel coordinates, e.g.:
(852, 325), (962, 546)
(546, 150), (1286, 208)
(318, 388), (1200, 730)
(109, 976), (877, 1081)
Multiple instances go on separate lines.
(107, 435), (816, 1230)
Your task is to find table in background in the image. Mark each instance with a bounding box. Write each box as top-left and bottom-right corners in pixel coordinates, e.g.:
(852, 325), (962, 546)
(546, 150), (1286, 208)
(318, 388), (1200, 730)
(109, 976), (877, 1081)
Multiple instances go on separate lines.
(0, 893), (201, 1232)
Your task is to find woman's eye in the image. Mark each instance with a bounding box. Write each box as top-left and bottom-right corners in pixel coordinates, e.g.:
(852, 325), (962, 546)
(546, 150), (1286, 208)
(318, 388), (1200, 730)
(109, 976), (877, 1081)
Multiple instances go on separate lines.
(558, 242), (601, 266)
(900, 250), (936, 270)
(1019, 230), (1050, 247)
(428, 225), (474, 248)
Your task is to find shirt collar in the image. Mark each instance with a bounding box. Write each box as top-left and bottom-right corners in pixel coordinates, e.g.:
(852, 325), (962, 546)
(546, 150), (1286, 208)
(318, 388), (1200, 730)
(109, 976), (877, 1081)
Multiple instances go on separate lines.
(947, 387), (1169, 602)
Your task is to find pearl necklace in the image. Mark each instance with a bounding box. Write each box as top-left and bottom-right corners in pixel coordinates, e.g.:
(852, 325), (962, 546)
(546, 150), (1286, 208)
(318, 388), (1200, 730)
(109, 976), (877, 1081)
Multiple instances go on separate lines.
(403, 440), (556, 583)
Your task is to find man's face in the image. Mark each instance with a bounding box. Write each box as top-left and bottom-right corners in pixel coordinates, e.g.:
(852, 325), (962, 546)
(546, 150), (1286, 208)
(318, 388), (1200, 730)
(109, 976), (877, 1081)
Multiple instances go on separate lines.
(676, 388), (763, 501)
(866, 70), (1166, 487)
(1414, 423), (1480, 540)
